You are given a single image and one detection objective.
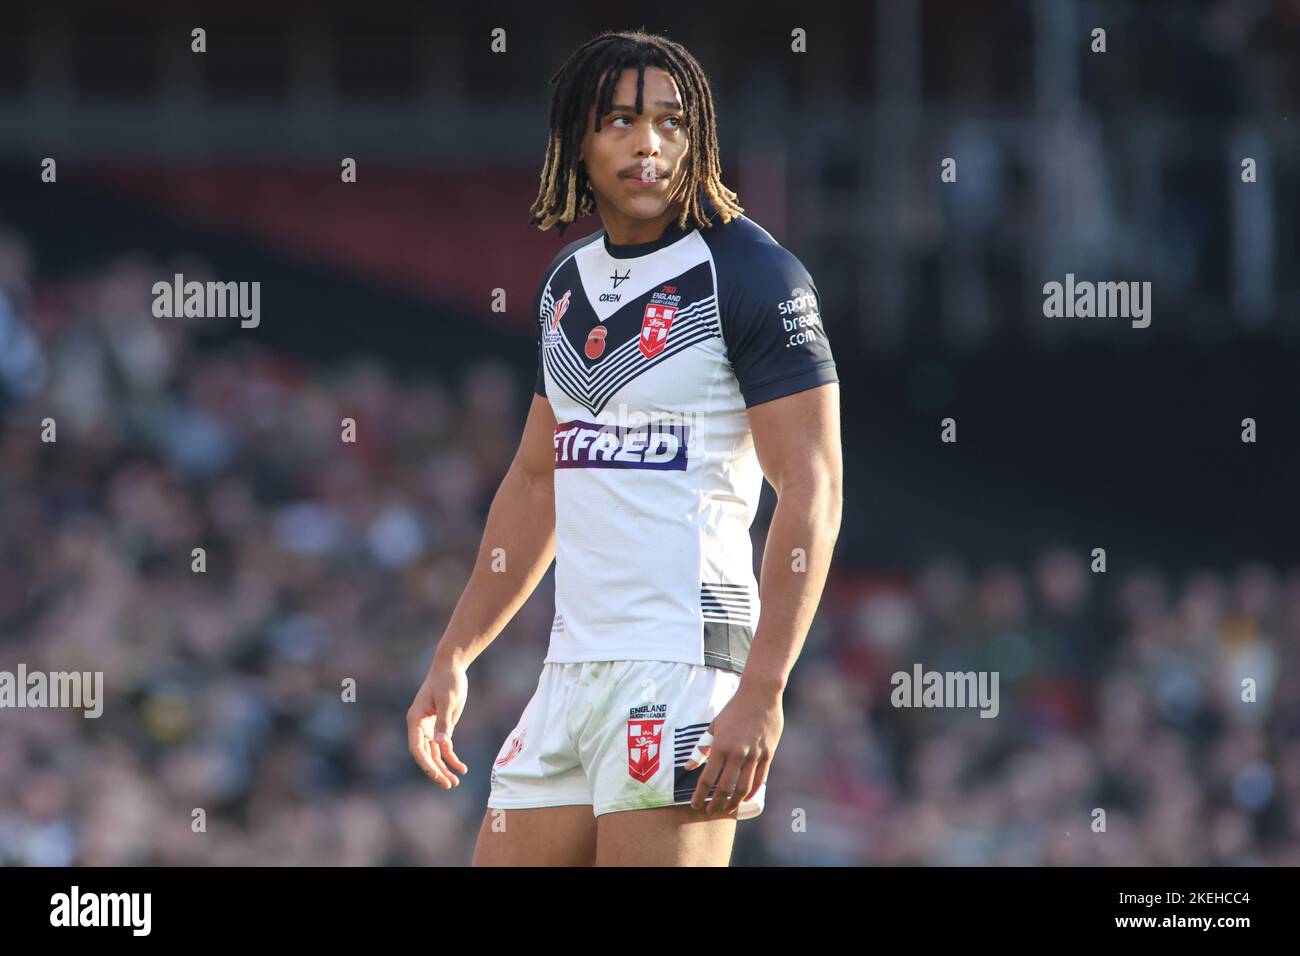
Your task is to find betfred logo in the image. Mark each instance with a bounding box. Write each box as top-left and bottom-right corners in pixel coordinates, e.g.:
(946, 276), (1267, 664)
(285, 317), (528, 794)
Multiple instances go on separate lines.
(639, 304), (676, 358)
(553, 419), (689, 470)
(627, 718), (665, 782)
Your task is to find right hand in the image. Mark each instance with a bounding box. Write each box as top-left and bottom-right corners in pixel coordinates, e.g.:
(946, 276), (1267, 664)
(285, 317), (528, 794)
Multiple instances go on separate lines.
(406, 656), (470, 789)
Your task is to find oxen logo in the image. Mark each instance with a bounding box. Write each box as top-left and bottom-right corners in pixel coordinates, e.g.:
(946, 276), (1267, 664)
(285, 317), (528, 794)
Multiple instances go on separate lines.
(639, 304), (676, 358)
(585, 324), (607, 360)
(627, 719), (665, 782)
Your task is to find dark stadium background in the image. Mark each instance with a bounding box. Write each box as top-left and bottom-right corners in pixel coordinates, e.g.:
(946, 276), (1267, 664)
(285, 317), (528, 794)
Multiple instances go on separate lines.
(1, 0), (1298, 865)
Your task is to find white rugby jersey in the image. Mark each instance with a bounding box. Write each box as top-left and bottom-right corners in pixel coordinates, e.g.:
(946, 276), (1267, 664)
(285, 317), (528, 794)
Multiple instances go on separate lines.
(531, 194), (837, 674)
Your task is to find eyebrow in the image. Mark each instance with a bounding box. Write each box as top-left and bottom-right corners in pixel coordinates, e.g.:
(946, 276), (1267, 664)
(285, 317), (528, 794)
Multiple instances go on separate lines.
(606, 101), (683, 113)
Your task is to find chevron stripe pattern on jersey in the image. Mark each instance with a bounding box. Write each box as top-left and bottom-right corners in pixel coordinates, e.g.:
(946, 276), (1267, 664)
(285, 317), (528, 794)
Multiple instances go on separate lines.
(541, 287), (720, 417)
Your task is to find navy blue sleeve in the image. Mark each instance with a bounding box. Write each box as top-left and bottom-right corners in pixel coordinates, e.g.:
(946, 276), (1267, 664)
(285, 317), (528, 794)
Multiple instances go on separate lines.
(533, 273), (547, 398)
(721, 243), (838, 407)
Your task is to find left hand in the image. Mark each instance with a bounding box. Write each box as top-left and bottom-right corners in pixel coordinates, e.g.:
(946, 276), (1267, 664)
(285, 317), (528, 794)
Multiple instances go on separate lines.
(686, 683), (784, 816)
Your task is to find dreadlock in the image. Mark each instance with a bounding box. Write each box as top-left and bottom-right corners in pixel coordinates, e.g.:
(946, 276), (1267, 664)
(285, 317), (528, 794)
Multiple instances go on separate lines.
(528, 29), (743, 236)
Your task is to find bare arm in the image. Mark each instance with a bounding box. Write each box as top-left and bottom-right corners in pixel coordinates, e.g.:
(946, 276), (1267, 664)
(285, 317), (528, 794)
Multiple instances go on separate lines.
(691, 382), (842, 815)
(740, 381), (843, 698)
(433, 393), (557, 670)
(408, 393), (556, 788)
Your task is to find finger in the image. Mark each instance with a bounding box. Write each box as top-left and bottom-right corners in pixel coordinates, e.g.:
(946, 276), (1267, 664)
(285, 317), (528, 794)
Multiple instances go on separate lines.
(741, 754), (770, 803)
(408, 717), (441, 781)
(408, 718), (449, 786)
(693, 750), (728, 812)
(689, 746), (720, 810)
(425, 711), (459, 788)
(436, 729), (469, 776)
(683, 742), (710, 772)
(722, 753), (758, 816)
(706, 753), (744, 816)
(686, 729), (713, 806)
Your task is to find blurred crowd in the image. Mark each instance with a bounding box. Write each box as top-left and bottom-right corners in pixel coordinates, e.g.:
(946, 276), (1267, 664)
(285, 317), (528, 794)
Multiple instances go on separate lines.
(1, 227), (1297, 866)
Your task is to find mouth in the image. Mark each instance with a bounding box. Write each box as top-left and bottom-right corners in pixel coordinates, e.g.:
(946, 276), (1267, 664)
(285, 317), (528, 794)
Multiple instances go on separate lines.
(623, 173), (669, 189)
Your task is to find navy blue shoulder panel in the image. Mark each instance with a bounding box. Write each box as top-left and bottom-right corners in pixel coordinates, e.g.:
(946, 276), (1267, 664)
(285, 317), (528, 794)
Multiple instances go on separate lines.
(697, 213), (838, 408)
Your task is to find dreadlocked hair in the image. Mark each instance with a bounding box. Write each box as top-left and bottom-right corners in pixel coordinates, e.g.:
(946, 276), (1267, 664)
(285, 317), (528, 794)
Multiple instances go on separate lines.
(528, 29), (743, 236)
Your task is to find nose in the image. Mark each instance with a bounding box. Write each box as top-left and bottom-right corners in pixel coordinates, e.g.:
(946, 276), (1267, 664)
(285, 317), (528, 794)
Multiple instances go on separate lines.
(634, 123), (661, 159)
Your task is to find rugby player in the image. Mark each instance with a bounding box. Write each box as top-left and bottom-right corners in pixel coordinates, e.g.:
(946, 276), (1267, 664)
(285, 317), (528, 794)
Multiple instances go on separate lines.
(407, 29), (842, 866)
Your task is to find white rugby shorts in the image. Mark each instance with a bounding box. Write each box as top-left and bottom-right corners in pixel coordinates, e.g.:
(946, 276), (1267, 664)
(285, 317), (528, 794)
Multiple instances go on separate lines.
(486, 660), (766, 820)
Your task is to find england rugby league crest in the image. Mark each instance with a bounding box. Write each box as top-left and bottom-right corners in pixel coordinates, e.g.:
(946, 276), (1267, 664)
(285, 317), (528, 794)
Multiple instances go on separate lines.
(627, 718), (666, 782)
(639, 303), (676, 358)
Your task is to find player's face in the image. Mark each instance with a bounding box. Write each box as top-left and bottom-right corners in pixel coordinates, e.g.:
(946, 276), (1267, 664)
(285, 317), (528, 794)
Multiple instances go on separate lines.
(580, 67), (690, 225)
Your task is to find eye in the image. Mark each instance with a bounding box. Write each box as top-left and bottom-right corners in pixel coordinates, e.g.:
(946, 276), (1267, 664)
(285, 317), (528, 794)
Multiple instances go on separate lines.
(609, 115), (633, 127)
(663, 116), (683, 130)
